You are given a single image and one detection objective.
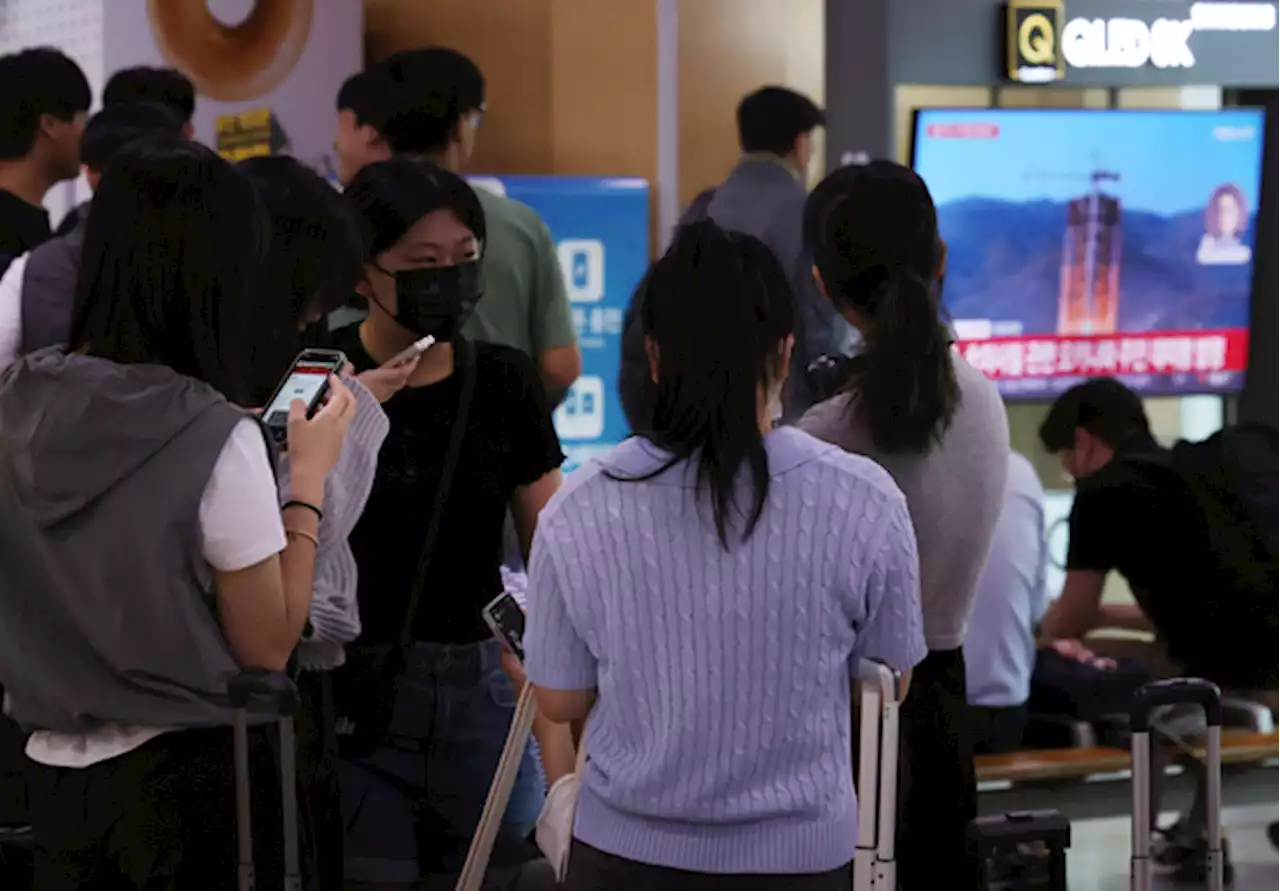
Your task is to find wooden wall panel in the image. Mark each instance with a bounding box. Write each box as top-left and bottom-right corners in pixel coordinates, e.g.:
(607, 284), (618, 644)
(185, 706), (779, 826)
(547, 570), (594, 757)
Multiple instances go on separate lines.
(364, 0), (659, 182)
(548, 0), (658, 181)
(677, 0), (825, 209)
(364, 0), (555, 174)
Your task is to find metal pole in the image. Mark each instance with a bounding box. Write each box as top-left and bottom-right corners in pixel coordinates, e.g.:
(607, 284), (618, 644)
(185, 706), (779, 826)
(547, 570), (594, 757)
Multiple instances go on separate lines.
(1131, 729), (1151, 891)
(1205, 725), (1224, 891)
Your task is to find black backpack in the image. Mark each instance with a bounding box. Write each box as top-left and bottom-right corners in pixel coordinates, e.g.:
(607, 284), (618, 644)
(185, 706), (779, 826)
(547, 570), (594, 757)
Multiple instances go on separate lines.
(1133, 424), (1280, 607)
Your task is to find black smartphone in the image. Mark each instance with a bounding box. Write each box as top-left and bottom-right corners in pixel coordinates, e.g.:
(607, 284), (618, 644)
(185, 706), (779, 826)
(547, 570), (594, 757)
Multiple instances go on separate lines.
(262, 349), (347, 444)
(482, 592), (526, 662)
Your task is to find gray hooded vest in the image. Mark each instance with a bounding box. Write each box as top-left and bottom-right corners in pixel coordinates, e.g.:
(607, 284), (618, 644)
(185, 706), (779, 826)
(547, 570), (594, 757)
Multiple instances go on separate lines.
(0, 349), (263, 734)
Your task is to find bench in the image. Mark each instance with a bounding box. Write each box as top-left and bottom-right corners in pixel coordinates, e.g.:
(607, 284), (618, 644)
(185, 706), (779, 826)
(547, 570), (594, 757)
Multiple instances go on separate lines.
(976, 729), (1280, 786)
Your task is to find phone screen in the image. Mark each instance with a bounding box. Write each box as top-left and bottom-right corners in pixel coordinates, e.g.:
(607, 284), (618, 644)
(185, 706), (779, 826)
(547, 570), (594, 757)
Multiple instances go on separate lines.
(484, 594), (526, 661)
(264, 364), (331, 428)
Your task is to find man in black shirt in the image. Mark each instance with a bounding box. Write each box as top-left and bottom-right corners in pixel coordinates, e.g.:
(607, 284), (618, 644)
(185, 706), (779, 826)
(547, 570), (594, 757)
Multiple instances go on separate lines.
(1038, 379), (1276, 691)
(0, 49), (90, 270)
(1038, 378), (1277, 882)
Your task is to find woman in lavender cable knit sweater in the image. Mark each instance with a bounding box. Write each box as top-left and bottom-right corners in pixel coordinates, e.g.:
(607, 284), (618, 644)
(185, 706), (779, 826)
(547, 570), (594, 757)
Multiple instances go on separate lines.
(524, 222), (927, 890)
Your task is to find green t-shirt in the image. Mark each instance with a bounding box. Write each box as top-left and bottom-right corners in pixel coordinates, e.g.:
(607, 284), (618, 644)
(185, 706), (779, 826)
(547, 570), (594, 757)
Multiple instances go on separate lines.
(464, 188), (576, 359)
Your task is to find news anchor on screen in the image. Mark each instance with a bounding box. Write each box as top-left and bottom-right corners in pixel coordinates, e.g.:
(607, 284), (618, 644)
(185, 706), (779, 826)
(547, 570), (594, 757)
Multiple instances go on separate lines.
(1196, 183), (1252, 266)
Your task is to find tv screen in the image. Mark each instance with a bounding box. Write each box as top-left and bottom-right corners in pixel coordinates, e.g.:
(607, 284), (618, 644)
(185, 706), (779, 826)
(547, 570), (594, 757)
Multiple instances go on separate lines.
(912, 108), (1266, 399)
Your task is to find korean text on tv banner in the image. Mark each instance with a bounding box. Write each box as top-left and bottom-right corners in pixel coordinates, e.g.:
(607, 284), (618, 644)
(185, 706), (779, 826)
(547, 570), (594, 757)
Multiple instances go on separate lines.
(956, 329), (1246, 399)
(471, 176), (651, 472)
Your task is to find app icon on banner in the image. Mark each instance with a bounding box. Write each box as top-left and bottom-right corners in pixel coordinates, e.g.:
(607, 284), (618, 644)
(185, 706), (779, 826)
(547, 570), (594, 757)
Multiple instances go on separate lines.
(554, 376), (606, 441)
(558, 239), (606, 304)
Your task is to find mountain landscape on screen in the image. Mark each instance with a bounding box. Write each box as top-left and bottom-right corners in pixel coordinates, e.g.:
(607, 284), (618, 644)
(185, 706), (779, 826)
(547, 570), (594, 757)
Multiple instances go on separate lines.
(938, 197), (1256, 334)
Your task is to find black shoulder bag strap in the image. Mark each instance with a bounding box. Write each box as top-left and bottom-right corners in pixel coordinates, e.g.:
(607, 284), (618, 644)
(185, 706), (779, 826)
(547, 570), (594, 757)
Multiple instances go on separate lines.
(396, 336), (478, 647)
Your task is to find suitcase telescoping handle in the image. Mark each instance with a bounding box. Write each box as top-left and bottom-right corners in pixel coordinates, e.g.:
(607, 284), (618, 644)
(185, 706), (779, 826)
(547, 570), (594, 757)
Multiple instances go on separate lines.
(1130, 678), (1223, 733)
(857, 658), (902, 704)
(854, 659), (901, 891)
(229, 670), (302, 891)
(1129, 678), (1224, 891)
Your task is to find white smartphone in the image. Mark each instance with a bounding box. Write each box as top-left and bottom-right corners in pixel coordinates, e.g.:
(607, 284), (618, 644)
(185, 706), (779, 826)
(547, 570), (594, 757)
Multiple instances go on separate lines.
(482, 592), (526, 662)
(383, 335), (435, 369)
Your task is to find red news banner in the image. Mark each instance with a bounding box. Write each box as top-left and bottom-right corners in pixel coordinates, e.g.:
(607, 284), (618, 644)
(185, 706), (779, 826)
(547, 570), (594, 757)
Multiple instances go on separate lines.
(956, 329), (1248, 379)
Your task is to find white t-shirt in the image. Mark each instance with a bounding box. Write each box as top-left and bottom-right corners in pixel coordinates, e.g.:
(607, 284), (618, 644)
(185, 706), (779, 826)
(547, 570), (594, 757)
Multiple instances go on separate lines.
(0, 252), (28, 371)
(25, 418), (287, 767)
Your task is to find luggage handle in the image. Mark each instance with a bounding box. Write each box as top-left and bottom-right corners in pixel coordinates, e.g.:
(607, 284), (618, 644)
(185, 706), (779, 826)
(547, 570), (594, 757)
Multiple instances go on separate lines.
(857, 658), (901, 703)
(228, 669), (301, 717)
(456, 683), (539, 891)
(229, 670), (302, 891)
(1129, 678), (1222, 733)
(854, 659), (901, 891)
(1129, 678), (1225, 891)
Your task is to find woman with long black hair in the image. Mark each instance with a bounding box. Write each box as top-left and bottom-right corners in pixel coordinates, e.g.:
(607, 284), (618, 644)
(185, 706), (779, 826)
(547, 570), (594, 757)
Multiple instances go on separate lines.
(523, 221), (926, 891)
(798, 160), (1010, 891)
(0, 138), (355, 888)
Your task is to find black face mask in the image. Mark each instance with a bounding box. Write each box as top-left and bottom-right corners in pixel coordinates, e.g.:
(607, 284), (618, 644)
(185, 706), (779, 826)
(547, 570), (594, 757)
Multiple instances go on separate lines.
(384, 263), (485, 341)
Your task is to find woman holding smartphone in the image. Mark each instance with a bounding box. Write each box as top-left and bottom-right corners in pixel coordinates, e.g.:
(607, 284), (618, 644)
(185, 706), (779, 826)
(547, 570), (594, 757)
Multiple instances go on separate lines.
(239, 154), (435, 889)
(0, 139), (355, 888)
(332, 157), (570, 886)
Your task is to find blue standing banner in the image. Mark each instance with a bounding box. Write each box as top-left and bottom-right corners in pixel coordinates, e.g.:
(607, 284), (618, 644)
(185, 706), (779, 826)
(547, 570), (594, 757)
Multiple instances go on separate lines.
(471, 175), (651, 472)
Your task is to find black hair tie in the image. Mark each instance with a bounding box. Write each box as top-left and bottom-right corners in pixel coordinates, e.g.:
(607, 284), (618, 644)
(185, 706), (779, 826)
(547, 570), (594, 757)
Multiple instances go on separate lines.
(282, 500), (324, 523)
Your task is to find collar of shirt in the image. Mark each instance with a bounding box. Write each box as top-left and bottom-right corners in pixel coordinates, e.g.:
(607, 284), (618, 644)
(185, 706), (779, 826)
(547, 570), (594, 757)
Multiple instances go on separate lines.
(739, 152), (803, 184)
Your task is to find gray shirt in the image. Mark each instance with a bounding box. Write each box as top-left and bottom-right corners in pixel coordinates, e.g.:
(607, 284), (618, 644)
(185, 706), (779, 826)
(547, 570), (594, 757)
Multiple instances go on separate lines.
(683, 156), (853, 416)
(799, 354), (1010, 650)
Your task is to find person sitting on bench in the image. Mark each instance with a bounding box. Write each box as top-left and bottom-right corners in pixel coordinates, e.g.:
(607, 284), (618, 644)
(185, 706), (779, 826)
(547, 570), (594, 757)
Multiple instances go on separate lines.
(1037, 378), (1278, 884)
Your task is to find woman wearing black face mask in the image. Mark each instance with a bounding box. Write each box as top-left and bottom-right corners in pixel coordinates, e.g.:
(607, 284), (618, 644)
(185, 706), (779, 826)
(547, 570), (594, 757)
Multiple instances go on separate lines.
(331, 158), (568, 887)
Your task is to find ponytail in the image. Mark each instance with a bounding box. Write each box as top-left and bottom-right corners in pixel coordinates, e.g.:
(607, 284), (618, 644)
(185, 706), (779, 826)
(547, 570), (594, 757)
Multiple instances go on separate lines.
(806, 159), (960, 455)
(850, 270), (959, 453)
(612, 222), (795, 549)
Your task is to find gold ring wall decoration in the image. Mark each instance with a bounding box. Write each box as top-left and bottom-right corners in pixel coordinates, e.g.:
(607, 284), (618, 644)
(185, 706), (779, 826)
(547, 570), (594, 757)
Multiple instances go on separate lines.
(145, 0), (315, 102)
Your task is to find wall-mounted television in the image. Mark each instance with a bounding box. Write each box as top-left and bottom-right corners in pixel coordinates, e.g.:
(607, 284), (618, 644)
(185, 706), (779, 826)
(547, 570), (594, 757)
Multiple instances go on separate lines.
(911, 108), (1267, 399)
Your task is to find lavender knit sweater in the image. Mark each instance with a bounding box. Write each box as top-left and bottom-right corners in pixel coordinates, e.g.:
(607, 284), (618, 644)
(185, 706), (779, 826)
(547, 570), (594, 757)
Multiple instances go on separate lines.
(525, 427), (927, 874)
(278, 378), (389, 671)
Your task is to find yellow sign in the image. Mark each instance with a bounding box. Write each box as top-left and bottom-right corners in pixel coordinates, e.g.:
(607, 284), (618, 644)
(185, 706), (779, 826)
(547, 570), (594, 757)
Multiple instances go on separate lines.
(1006, 0), (1065, 83)
(215, 108), (275, 161)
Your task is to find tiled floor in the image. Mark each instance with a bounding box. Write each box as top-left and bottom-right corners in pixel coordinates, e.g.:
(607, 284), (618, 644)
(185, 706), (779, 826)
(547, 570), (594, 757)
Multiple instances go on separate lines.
(1067, 804), (1279, 890)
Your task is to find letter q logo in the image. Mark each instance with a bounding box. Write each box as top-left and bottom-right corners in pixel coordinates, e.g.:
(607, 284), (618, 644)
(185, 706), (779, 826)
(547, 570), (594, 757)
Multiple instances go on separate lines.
(1019, 13), (1057, 64)
(558, 239), (606, 304)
